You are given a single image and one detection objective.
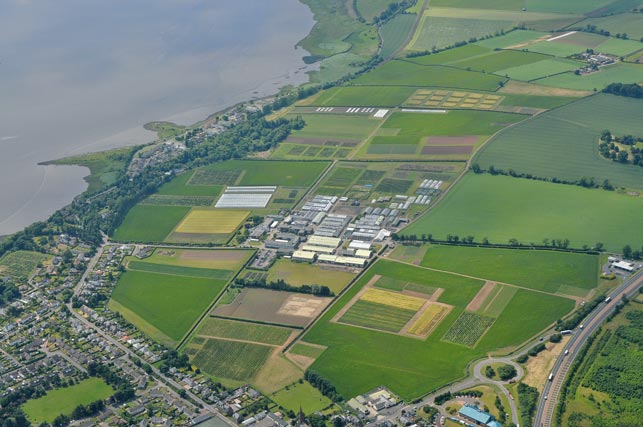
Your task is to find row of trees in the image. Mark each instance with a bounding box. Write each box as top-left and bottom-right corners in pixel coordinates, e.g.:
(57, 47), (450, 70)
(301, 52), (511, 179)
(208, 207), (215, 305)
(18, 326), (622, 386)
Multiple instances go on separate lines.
(304, 370), (342, 402)
(471, 163), (616, 191)
(392, 232), (604, 253)
(234, 278), (333, 297)
(603, 82), (643, 99)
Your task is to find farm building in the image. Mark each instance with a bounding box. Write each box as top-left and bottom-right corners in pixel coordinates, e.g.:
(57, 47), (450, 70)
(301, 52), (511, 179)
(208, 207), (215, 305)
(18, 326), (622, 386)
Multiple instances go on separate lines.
(355, 249), (372, 259)
(307, 235), (341, 248)
(613, 260), (635, 272)
(292, 250), (317, 263)
(301, 244), (335, 254)
(349, 240), (372, 250)
(215, 186), (276, 208)
(318, 254), (367, 267)
(458, 405), (500, 427)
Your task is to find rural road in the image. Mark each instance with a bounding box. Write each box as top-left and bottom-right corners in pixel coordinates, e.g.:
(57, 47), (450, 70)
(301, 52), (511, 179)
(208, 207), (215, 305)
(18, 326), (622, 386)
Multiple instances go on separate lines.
(535, 269), (643, 427)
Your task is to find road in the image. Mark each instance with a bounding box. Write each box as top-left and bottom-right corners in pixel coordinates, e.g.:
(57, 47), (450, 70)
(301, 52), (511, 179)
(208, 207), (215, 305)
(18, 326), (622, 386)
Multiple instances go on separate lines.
(535, 269), (643, 427)
(66, 243), (235, 426)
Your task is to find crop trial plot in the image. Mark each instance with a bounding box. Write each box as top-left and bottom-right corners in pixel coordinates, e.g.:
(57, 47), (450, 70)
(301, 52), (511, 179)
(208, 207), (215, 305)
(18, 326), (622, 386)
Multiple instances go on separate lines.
(442, 311), (495, 347)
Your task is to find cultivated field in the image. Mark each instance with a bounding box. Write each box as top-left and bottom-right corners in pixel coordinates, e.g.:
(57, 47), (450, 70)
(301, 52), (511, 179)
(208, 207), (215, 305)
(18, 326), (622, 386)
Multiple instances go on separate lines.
(443, 312), (495, 347)
(22, 378), (113, 425)
(351, 60), (505, 91)
(380, 13), (417, 58)
(421, 245), (599, 295)
(192, 160), (330, 187)
(537, 63), (643, 91)
(156, 172), (222, 196)
(403, 173), (643, 251)
(190, 338), (274, 383)
(361, 110), (524, 159)
(266, 259), (355, 293)
(213, 288), (332, 327)
(302, 260), (573, 399)
(109, 271), (227, 345)
(196, 317), (293, 346)
(575, 13), (643, 41)
(0, 250), (49, 279)
(112, 205), (190, 242)
(475, 94), (643, 190)
(142, 248), (253, 271)
(174, 209), (248, 234)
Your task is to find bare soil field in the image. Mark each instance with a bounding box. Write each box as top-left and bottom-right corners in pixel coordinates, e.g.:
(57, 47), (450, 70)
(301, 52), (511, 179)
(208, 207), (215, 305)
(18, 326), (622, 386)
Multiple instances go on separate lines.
(466, 281), (497, 312)
(422, 145), (473, 155)
(212, 288), (332, 327)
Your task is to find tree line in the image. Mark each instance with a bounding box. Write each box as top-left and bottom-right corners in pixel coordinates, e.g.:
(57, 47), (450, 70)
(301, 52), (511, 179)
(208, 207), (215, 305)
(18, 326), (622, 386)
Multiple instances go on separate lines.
(603, 82), (643, 99)
(304, 370), (343, 402)
(234, 277), (333, 296)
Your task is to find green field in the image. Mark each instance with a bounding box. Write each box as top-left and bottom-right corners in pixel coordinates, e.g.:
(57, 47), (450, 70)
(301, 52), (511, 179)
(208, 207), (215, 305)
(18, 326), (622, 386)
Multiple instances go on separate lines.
(196, 318), (292, 346)
(380, 13), (417, 58)
(497, 57), (582, 81)
(339, 299), (417, 332)
(110, 271), (227, 344)
(156, 172), (223, 196)
(403, 173), (643, 251)
(310, 86), (416, 107)
(575, 13), (643, 41)
(410, 16), (514, 51)
(287, 113), (381, 143)
(141, 248), (253, 271)
(351, 60), (505, 91)
(452, 50), (550, 73)
(475, 94), (643, 190)
(356, 0), (391, 21)
(421, 245), (599, 294)
(303, 259), (572, 399)
(0, 250), (49, 279)
(430, 0), (615, 14)
(191, 338), (273, 382)
(270, 382), (332, 414)
(22, 378), (113, 425)
(407, 44), (492, 66)
(127, 260), (233, 280)
(536, 63), (643, 90)
(290, 342), (326, 359)
(475, 30), (548, 49)
(362, 110), (524, 157)
(266, 259), (355, 293)
(112, 205), (190, 242)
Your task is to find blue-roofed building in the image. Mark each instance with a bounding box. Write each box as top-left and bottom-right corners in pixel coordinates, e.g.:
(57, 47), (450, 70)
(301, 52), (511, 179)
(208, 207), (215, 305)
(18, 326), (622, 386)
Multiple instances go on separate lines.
(458, 405), (499, 426)
(487, 421), (503, 427)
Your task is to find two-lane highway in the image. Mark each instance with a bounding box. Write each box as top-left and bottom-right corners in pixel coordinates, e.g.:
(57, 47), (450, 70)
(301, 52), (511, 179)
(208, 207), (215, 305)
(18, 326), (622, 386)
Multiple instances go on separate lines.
(535, 269), (643, 427)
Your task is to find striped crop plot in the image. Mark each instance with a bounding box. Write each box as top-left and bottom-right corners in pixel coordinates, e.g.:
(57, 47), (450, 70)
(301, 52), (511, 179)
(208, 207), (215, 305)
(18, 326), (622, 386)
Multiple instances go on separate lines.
(443, 312), (495, 347)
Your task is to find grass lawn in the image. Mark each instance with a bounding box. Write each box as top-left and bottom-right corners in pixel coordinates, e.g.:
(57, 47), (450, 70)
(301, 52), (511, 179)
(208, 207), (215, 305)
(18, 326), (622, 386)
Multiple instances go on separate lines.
(22, 378), (113, 425)
(270, 382), (332, 414)
(403, 173), (643, 252)
(266, 259), (355, 293)
(112, 205), (190, 242)
(303, 260), (572, 399)
(421, 245), (599, 294)
(475, 94), (643, 190)
(352, 60), (505, 91)
(110, 271), (227, 344)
